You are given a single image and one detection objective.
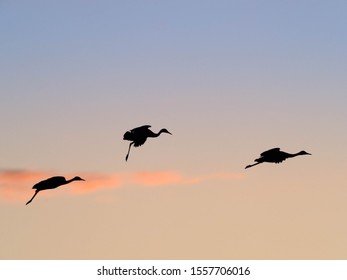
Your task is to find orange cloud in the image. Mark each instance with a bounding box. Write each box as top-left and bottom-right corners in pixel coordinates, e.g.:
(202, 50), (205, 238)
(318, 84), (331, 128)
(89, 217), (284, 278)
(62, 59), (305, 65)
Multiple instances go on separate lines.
(133, 171), (183, 187)
(0, 169), (244, 203)
(70, 173), (122, 194)
(132, 171), (244, 187)
(0, 170), (53, 202)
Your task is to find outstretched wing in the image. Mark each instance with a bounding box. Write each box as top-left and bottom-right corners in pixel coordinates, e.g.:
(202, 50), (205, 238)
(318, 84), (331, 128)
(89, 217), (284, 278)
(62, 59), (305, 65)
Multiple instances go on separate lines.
(260, 147), (280, 157)
(126, 125), (152, 147)
(130, 125), (151, 133)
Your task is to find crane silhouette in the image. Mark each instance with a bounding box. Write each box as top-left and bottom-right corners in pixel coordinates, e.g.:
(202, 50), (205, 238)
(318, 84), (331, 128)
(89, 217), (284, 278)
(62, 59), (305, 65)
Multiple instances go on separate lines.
(26, 176), (85, 205)
(245, 148), (311, 169)
(123, 125), (172, 161)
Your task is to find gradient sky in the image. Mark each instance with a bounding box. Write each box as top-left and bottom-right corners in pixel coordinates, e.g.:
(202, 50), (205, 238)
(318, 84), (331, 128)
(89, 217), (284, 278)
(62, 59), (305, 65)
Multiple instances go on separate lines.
(1, 1), (347, 259)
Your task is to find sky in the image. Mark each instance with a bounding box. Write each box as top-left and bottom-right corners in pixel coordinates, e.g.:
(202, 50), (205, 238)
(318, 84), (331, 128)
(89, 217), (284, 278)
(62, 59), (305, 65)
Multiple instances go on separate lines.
(0, 0), (347, 259)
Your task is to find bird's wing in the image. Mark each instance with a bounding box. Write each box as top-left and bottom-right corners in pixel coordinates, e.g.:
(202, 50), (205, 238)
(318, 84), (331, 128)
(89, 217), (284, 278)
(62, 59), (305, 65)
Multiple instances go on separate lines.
(32, 176), (65, 189)
(260, 148), (280, 157)
(130, 125), (151, 132)
(134, 136), (147, 147)
(124, 125), (152, 142)
(125, 125), (152, 146)
(131, 125), (151, 146)
(275, 157), (286, 163)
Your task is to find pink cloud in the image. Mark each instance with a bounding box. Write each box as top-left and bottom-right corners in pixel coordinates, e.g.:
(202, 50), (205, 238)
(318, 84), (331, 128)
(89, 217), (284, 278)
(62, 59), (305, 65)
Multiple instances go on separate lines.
(133, 171), (183, 187)
(70, 173), (122, 194)
(0, 169), (244, 203)
(0, 170), (53, 202)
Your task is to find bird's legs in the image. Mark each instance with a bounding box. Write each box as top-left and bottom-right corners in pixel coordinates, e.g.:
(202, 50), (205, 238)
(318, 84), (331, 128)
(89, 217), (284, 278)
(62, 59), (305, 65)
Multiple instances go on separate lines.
(26, 190), (40, 205)
(125, 142), (134, 161)
(245, 162), (262, 169)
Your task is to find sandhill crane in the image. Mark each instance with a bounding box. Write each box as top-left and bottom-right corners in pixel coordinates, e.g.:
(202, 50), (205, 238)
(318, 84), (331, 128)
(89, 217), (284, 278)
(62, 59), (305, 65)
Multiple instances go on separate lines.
(123, 125), (172, 161)
(245, 148), (311, 169)
(26, 176), (85, 205)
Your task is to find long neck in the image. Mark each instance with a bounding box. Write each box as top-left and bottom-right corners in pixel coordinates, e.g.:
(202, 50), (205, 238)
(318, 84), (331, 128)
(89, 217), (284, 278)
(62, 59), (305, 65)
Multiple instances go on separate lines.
(65, 178), (77, 184)
(287, 152), (302, 158)
(149, 129), (164, 138)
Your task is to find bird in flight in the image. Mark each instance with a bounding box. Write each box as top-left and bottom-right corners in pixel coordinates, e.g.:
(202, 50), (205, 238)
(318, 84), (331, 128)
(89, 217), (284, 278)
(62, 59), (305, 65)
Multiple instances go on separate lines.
(26, 176), (85, 205)
(245, 148), (311, 169)
(123, 125), (172, 161)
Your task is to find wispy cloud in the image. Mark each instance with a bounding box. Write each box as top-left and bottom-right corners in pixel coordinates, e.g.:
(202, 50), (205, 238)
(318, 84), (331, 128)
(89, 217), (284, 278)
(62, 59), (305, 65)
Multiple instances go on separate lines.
(133, 171), (183, 187)
(0, 169), (244, 203)
(0, 170), (54, 202)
